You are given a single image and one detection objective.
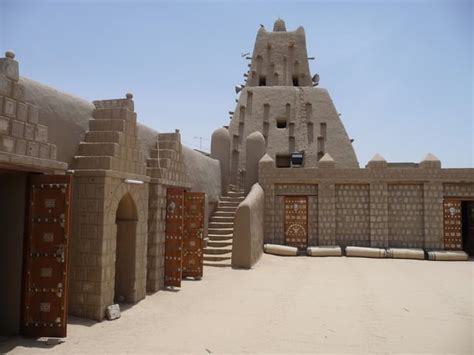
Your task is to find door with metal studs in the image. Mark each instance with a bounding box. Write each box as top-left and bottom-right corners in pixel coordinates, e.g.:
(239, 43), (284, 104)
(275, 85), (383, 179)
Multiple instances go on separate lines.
(284, 196), (308, 250)
(21, 174), (72, 338)
(164, 188), (205, 287)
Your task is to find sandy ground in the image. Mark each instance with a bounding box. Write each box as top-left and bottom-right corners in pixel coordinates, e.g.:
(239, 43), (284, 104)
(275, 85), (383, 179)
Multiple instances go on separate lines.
(1, 254), (473, 354)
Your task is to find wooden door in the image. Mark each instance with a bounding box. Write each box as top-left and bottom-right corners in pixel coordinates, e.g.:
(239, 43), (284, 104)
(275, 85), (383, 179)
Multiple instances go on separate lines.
(443, 199), (462, 250)
(182, 192), (205, 279)
(164, 188), (185, 287)
(21, 174), (72, 338)
(284, 196), (308, 250)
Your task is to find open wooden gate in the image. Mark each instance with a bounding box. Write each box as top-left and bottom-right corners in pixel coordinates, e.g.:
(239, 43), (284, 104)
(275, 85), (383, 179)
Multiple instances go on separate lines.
(443, 199), (462, 250)
(21, 174), (72, 338)
(284, 196), (308, 250)
(165, 189), (205, 287)
(182, 192), (205, 279)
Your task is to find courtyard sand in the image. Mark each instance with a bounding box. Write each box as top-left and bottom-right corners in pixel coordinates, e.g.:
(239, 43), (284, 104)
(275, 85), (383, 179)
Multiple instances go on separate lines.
(2, 254), (473, 354)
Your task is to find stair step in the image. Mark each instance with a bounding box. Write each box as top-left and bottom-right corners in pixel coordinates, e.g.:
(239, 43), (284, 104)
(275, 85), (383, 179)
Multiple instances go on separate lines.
(208, 228), (234, 235)
(210, 216), (235, 223)
(203, 254), (232, 262)
(213, 211), (235, 217)
(220, 196), (245, 202)
(208, 234), (233, 241)
(227, 191), (244, 197)
(217, 206), (238, 212)
(204, 247), (233, 255)
(208, 240), (232, 248)
(219, 201), (240, 207)
(204, 261), (231, 268)
(209, 222), (234, 229)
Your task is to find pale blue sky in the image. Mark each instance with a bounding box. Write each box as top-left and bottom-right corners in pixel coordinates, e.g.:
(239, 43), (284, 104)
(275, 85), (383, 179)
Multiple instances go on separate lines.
(1, 0), (472, 167)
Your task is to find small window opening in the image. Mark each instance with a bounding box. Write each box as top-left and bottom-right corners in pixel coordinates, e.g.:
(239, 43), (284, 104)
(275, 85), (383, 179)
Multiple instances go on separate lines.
(276, 119), (287, 129)
(259, 76), (267, 86)
(276, 154), (291, 168)
(292, 75), (299, 86)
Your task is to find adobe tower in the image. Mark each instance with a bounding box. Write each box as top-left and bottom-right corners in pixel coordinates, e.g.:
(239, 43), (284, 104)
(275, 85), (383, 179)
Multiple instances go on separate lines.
(225, 19), (359, 188)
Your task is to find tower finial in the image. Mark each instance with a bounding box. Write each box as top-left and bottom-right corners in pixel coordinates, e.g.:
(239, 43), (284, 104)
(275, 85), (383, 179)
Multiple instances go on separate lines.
(273, 18), (286, 32)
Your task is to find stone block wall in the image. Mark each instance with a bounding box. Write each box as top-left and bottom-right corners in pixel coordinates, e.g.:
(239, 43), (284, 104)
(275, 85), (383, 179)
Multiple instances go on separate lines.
(146, 131), (190, 293)
(259, 156), (474, 250)
(387, 184), (424, 248)
(0, 52), (63, 171)
(69, 95), (149, 321)
(335, 184), (370, 247)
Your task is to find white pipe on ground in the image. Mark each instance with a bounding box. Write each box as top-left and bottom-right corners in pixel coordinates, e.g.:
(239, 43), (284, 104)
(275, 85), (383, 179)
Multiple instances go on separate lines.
(345, 246), (386, 258)
(264, 244), (297, 256)
(307, 246), (342, 257)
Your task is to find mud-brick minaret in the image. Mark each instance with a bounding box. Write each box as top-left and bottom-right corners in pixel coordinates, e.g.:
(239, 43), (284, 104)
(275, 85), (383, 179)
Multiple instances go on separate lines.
(226, 19), (359, 187)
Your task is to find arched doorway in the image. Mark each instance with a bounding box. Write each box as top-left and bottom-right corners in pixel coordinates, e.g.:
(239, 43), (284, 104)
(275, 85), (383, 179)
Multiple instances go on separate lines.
(114, 193), (138, 303)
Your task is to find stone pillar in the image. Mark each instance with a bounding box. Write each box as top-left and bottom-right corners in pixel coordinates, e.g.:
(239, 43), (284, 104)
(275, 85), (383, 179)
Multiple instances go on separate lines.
(258, 154), (274, 244)
(423, 182), (444, 250)
(420, 154), (443, 250)
(244, 131), (266, 195)
(318, 153), (336, 245)
(367, 153), (389, 247)
(318, 182), (336, 246)
(369, 182), (389, 248)
(211, 127), (230, 194)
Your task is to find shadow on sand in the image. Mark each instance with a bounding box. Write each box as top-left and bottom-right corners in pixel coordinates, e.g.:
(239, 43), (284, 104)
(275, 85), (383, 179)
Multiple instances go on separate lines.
(0, 303), (140, 353)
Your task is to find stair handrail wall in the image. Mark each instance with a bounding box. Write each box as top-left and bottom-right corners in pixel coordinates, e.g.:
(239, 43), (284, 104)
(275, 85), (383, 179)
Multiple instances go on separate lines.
(231, 183), (265, 268)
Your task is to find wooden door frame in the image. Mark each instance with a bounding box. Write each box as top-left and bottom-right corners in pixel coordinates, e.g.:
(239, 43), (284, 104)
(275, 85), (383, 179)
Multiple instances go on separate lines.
(20, 173), (72, 338)
(284, 195), (309, 250)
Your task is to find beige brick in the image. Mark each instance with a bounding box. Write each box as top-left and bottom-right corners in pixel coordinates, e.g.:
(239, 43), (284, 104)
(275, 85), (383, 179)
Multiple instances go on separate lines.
(39, 143), (50, 159)
(50, 144), (57, 160)
(89, 119), (125, 132)
(85, 131), (123, 144)
(0, 116), (10, 134)
(4, 98), (16, 118)
(24, 123), (34, 140)
(0, 58), (19, 81)
(16, 102), (28, 121)
(11, 120), (24, 138)
(28, 105), (39, 124)
(78, 142), (119, 156)
(0, 75), (12, 95)
(11, 82), (24, 100)
(0, 135), (14, 152)
(92, 109), (112, 120)
(15, 139), (26, 155)
(34, 125), (48, 142)
(27, 140), (39, 157)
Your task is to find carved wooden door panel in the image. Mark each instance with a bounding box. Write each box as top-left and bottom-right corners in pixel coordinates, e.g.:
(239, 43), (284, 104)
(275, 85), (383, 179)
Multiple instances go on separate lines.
(182, 192), (205, 279)
(443, 199), (462, 250)
(21, 174), (72, 338)
(284, 196), (308, 250)
(164, 188), (184, 287)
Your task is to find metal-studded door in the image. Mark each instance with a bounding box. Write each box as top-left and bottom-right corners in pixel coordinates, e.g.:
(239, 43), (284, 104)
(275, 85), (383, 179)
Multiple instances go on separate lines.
(284, 196), (308, 250)
(443, 199), (462, 250)
(164, 188), (185, 287)
(182, 192), (205, 279)
(21, 174), (72, 338)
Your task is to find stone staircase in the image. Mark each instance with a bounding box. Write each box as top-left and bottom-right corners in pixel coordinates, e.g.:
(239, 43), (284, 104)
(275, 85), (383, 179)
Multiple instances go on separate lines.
(203, 188), (245, 267)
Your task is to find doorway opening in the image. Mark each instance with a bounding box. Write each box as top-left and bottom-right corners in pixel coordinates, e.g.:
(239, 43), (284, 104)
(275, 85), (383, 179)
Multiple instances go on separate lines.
(114, 193), (138, 303)
(0, 170), (27, 336)
(461, 201), (474, 256)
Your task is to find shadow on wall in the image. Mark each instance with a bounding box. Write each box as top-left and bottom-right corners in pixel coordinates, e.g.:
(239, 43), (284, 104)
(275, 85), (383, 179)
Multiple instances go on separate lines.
(231, 183), (265, 269)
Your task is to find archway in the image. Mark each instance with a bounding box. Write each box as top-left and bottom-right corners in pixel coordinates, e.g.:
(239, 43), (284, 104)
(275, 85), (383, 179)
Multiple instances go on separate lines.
(114, 193), (138, 303)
